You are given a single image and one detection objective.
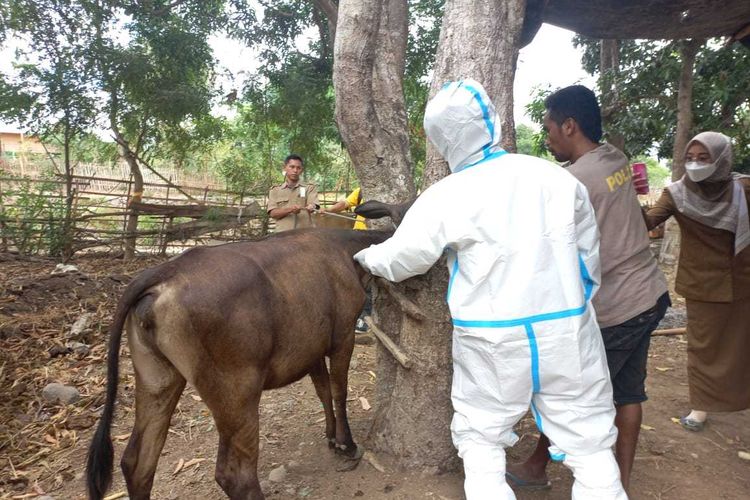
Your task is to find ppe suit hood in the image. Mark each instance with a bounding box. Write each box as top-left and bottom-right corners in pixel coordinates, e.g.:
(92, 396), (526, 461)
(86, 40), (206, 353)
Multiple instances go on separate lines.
(424, 79), (505, 172)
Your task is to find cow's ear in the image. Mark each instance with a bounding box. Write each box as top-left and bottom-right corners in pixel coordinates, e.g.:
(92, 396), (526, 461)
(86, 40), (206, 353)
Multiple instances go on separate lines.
(354, 201), (393, 220)
(354, 199), (415, 226)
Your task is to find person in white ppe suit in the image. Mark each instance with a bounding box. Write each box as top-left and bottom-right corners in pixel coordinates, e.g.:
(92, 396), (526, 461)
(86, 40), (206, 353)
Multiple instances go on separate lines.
(354, 79), (627, 500)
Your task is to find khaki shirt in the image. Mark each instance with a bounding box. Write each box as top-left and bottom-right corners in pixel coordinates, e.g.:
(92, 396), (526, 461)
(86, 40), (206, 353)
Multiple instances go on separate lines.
(267, 181), (318, 232)
(645, 179), (750, 302)
(567, 144), (668, 327)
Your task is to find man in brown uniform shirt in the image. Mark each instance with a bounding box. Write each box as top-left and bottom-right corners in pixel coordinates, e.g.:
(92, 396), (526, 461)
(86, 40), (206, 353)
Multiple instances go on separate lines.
(507, 85), (669, 492)
(267, 154), (319, 232)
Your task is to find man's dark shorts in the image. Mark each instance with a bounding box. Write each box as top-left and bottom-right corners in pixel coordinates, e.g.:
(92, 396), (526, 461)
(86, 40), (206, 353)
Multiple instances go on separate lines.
(600, 292), (671, 406)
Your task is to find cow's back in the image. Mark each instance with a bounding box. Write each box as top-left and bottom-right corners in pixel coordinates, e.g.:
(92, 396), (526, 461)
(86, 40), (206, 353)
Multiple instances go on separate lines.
(136, 229), (388, 389)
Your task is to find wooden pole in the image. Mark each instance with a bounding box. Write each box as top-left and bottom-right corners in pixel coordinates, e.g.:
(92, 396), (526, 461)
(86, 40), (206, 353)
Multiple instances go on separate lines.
(374, 277), (427, 321)
(363, 315), (413, 369)
(652, 327), (686, 337)
(159, 176), (172, 255)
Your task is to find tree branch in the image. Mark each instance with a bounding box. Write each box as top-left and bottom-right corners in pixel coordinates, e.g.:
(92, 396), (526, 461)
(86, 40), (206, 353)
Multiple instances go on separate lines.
(375, 277), (427, 321)
(310, 0), (338, 48)
(363, 316), (413, 369)
(151, 0), (191, 17)
(310, 0), (338, 27)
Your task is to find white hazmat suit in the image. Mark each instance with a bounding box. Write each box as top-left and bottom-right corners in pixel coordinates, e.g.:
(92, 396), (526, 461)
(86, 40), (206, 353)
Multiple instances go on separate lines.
(354, 80), (626, 500)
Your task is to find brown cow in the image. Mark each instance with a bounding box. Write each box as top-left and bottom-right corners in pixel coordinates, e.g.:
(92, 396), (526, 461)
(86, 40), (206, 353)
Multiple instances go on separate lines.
(86, 227), (392, 500)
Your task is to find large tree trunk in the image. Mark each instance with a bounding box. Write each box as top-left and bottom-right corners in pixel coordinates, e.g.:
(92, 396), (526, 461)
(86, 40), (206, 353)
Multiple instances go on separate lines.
(121, 148), (143, 261)
(599, 39), (625, 151)
(413, 0), (527, 471)
(671, 39), (703, 182)
(367, 0), (528, 472)
(424, 0), (526, 187)
(333, 0), (414, 205)
(334, 0), (526, 472)
(334, 0), (430, 467)
(61, 123), (75, 262)
(659, 38), (702, 265)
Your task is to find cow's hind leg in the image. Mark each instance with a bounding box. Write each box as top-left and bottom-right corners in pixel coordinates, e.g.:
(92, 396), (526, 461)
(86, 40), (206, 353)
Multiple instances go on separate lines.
(328, 335), (362, 459)
(309, 359), (337, 448)
(197, 374), (264, 500)
(121, 325), (186, 499)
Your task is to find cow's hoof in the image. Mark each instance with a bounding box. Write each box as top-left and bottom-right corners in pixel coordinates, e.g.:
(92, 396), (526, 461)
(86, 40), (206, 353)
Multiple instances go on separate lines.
(327, 437), (336, 449)
(335, 444), (364, 471)
(335, 443), (364, 460)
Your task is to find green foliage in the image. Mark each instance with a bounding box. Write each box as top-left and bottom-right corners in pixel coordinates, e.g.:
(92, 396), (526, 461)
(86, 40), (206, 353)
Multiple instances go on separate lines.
(2, 0), (446, 206)
(515, 124), (536, 156)
(524, 87), (557, 158)
(632, 157), (671, 190)
(573, 36), (750, 173)
(226, 0), (443, 187)
(405, 0), (443, 188)
(1, 1), (98, 140)
(0, 175), (68, 256)
(67, 134), (120, 165)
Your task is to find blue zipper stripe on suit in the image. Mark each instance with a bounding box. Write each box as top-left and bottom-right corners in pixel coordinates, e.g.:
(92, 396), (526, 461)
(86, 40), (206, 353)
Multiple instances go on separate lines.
(446, 253), (459, 302)
(455, 150), (507, 173)
(460, 82), (496, 158)
(450, 255), (595, 436)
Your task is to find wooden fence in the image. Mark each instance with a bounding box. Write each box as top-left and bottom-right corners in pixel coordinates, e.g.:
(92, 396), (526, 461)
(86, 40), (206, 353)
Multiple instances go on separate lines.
(0, 167), (350, 257)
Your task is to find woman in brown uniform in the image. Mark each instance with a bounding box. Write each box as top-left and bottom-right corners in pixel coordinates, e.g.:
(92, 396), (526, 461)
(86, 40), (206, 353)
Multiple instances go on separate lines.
(644, 131), (750, 431)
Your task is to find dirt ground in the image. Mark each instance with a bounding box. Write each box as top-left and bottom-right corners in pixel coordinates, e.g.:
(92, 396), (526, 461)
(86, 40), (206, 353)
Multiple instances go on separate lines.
(1, 252), (748, 500)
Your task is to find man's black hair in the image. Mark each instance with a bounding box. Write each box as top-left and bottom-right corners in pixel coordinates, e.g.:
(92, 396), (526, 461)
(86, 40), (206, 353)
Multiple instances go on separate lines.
(544, 85), (603, 143)
(284, 154), (304, 165)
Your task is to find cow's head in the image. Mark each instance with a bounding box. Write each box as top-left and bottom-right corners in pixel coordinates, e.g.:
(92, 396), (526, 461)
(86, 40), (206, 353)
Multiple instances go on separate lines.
(354, 199), (415, 227)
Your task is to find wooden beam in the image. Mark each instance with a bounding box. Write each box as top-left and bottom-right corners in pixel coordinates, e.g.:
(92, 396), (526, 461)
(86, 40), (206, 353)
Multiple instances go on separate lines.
(363, 316), (413, 369)
(652, 327), (686, 337)
(374, 277), (426, 321)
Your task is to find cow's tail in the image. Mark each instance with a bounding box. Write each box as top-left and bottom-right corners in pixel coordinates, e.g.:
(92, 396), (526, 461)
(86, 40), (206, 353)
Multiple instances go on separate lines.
(85, 266), (167, 500)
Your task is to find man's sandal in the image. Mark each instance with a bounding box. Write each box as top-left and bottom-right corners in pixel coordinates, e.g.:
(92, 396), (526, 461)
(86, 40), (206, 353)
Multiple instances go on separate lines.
(506, 471), (552, 490)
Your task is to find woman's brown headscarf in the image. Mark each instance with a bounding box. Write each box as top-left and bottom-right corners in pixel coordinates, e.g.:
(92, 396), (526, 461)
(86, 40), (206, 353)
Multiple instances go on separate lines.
(666, 131), (750, 255)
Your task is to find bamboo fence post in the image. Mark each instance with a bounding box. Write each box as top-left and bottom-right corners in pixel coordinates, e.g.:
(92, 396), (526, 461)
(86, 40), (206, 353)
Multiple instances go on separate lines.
(159, 176), (172, 255)
(0, 176), (6, 251)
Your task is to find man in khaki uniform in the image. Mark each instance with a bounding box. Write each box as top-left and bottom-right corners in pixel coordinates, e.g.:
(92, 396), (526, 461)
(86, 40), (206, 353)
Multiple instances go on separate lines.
(267, 154), (318, 232)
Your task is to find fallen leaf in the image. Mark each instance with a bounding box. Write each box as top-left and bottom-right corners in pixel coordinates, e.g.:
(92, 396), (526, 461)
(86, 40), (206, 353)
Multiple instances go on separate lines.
(364, 451), (386, 473)
(359, 397), (371, 411)
(739, 451), (750, 461)
(191, 394), (202, 401)
(640, 424), (655, 431)
(114, 433), (131, 441)
(32, 481), (46, 495)
(655, 367), (672, 372)
(173, 458), (185, 475)
(44, 435), (58, 445)
(183, 458), (207, 468)
(103, 492), (128, 500)
(670, 417), (681, 424)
